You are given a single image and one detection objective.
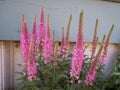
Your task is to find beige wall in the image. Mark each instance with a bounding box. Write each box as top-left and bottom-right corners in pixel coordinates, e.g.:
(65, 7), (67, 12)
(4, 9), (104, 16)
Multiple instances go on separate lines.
(0, 41), (120, 89)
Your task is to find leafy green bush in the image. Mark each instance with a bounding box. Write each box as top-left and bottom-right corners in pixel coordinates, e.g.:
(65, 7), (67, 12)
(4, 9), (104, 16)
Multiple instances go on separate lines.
(105, 55), (120, 90)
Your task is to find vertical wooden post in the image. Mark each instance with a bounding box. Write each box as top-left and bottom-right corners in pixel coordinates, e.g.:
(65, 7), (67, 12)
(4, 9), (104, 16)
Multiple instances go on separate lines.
(0, 41), (5, 90)
(0, 41), (14, 90)
(10, 42), (14, 89)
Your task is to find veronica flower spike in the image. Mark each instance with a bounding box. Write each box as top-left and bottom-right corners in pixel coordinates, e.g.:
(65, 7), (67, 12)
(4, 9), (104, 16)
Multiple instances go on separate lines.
(70, 11), (84, 82)
(101, 24), (114, 64)
(38, 5), (45, 44)
(31, 15), (38, 55)
(60, 15), (72, 59)
(20, 15), (29, 66)
(91, 19), (98, 60)
(65, 14), (72, 50)
(27, 37), (37, 81)
(60, 27), (65, 59)
(43, 14), (53, 63)
(85, 35), (106, 86)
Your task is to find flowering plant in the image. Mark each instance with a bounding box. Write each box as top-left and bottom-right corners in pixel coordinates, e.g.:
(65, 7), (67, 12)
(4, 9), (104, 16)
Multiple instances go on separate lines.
(17, 6), (114, 90)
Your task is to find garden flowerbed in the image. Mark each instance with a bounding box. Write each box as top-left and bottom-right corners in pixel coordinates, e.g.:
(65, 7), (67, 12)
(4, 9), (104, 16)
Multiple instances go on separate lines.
(17, 5), (115, 90)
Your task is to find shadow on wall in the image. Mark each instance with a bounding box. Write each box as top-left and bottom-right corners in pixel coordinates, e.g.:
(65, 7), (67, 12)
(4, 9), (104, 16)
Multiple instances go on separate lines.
(102, 43), (120, 77)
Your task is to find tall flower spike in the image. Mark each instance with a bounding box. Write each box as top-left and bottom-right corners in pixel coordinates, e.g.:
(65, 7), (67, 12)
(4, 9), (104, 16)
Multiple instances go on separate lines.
(52, 30), (55, 52)
(46, 14), (50, 37)
(91, 19), (98, 60)
(60, 15), (72, 59)
(85, 35), (106, 86)
(43, 14), (53, 63)
(40, 5), (44, 25)
(70, 11), (84, 81)
(53, 41), (59, 67)
(38, 5), (45, 42)
(65, 15), (72, 51)
(101, 24), (114, 64)
(66, 14), (72, 44)
(32, 15), (37, 34)
(22, 14), (24, 26)
(54, 41), (59, 60)
(60, 27), (65, 59)
(20, 15), (29, 63)
(61, 27), (65, 47)
(32, 15), (38, 55)
(23, 21), (29, 39)
(27, 37), (37, 81)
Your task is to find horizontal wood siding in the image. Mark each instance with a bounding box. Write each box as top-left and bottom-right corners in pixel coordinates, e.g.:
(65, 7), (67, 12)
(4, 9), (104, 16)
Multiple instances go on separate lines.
(0, 0), (120, 43)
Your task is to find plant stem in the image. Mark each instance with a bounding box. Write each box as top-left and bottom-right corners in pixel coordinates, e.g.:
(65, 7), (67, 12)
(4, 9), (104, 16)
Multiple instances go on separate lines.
(52, 67), (56, 90)
(32, 81), (34, 90)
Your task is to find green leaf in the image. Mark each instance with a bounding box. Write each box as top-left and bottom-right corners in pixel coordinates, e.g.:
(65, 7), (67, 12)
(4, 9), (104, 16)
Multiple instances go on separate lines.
(55, 73), (68, 84)
(112, 73), (120, 76)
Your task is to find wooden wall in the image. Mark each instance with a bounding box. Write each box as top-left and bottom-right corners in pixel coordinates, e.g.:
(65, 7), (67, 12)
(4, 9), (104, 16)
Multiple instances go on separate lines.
(0, 0), (120, 43)
(0, 41), (120, 89)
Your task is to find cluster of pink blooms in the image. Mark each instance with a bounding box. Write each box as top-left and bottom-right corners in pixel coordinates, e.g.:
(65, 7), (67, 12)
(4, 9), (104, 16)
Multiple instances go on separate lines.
(70, 11), (84, 82)
(20, 15), (37, 81)
(84, 21), (114, 86)
(20, 6), (49, 81)
(20, 5), (113, 85)
(20, 6), (54, 80)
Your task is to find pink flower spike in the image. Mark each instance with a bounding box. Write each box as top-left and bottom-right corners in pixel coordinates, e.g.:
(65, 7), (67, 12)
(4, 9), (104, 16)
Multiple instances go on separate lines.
(65, 14), (72, 51)
(27, 37), (37, 81)
(43, 14), (53, 63)
(91, 19), (98, 61)
(32, 15), (37, 34)
(38, 5), (45, 42)
(60, 15), (72, 59)
(40, 5), (44, 25)
(85, 35), (106, 86)
(60, 27), (66, 59)
(31, 15), (38, 56)
(20, 17), (30, 64)
(101, 25), (114, 64)
(70, 11), (84, 81)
